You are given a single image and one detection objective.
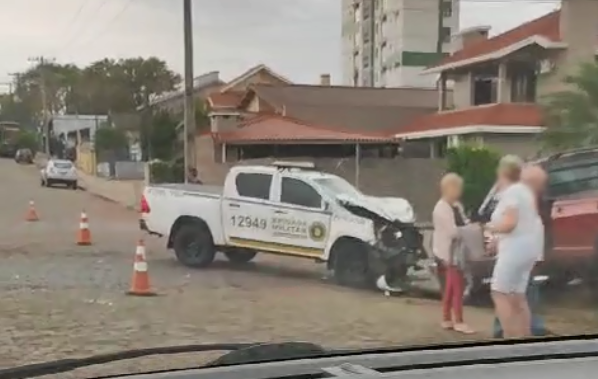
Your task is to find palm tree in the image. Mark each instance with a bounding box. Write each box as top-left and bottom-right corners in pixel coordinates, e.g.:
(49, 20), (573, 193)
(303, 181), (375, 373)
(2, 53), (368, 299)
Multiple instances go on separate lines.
(541, 62), (598, 149)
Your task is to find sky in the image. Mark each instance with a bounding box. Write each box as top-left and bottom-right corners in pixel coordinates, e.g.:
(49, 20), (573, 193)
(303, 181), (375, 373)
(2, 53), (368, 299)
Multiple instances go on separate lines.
(0, 0), (560, 91)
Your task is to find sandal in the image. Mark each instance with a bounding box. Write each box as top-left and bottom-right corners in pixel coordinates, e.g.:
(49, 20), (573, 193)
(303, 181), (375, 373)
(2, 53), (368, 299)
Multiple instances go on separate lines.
(440, 321), (453, 330)
(453, 323), (475, 334)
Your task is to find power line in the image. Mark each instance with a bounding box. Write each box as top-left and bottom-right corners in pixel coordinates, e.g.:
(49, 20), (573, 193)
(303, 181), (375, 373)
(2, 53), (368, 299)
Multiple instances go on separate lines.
(60, 0), (93, 38)
(70, 0), (134, 50)
(39, 0), (93, 56)
(52, 0), (110, 55)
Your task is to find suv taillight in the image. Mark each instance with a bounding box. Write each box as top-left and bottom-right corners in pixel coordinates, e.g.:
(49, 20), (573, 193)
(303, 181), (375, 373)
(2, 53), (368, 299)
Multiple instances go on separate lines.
(140, 195), (151, 213)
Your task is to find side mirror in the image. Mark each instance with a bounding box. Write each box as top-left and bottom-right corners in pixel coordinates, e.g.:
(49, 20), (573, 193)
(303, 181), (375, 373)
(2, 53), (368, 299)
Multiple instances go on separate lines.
(323, 201), (331, 212)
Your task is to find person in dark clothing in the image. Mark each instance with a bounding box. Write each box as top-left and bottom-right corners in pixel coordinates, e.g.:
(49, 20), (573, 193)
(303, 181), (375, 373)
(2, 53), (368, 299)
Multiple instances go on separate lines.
(187, 167), (203, 184)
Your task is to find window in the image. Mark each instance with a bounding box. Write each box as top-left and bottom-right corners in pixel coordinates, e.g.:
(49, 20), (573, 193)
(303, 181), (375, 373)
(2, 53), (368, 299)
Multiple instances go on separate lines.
(314, 177), (361, 198)
(442, 1), (453, 17)
(354, 4), (361, 23)
(441, 27), (451, 43)
(510, 68), (537, 103)
(473, 76), (497, 105)
(53, 161), (73, 169)
(235, 173), (272, 200)
(547, 162), (598, 198)
(280, 177), (322, 208)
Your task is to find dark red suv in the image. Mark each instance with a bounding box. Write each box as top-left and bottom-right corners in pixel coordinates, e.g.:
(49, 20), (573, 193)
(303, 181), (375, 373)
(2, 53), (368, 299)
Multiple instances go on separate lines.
(474, 147), (598, 297)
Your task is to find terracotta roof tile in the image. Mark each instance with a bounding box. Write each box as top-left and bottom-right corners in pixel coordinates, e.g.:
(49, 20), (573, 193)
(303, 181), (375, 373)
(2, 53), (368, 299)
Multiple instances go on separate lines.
(216, 114), (396, 144)
(396, 103), (543, 135)
(208, 91), (244, 108)
(430, 10), (561, 70)
(239, 84), (438, 132)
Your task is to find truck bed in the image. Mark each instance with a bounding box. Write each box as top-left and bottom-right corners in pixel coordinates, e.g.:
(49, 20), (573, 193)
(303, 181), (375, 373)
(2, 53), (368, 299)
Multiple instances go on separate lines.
(150, 183), (223, 197)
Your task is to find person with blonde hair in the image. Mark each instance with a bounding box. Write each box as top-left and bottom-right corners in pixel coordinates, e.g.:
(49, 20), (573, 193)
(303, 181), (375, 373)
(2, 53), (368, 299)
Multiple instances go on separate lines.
(492, 164), (549, 337)
(432, 172), (475, 334)
(485, 155), (542, 338)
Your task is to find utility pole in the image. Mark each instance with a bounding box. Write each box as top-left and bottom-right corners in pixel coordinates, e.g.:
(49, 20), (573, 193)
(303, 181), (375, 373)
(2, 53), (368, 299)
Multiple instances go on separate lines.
(183, 0), (196, 183)
(28, 56), (55, 155)
(8, 72), (21, 95)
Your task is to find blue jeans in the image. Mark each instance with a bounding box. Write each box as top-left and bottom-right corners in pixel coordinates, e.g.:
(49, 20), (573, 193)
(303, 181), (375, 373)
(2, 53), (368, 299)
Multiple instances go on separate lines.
(493, 280), (546, 338)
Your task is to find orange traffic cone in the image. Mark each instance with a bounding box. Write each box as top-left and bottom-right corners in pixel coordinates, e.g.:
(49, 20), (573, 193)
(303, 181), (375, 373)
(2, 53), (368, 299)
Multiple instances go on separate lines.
(76, 211), (92, 245)
(25, 200), (39, 222)
(127, 240), (156, 296)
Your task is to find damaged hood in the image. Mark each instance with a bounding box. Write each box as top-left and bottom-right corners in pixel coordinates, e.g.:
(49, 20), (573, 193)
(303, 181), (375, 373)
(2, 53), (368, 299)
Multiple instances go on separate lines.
(336, 193), (415, 224)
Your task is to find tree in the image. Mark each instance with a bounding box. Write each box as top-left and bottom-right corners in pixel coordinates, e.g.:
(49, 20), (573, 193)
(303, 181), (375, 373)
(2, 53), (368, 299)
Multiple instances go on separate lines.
(0, 94), (36, 127)
(541, 62), (598, 149)
(145, 110), (179, 161)
(14, 130), (39, 152)
(94, 125), (129, 154)
(446, 145), (500, 214)
(0, 56), (181, 120)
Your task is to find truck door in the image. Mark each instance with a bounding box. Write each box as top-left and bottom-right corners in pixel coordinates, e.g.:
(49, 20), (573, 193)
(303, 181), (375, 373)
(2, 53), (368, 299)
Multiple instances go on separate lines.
(266, 176), (332, 259)
(222, 172), (274, 247)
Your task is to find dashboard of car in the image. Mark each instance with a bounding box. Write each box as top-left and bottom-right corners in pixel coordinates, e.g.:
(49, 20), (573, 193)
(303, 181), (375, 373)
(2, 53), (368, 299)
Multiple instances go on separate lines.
(120, 337), (598, 379)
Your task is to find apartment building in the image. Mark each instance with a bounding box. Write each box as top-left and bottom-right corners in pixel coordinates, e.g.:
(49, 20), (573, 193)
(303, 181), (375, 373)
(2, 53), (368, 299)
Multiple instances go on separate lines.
(341, 0), (460, 88)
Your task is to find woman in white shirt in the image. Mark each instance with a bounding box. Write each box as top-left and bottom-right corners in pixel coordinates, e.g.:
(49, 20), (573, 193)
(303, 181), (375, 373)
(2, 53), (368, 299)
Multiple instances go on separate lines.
(485, 155), (544, 338)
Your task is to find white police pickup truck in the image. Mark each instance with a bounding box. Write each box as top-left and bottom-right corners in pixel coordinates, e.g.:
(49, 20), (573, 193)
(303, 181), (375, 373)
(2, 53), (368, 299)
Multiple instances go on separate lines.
(140, 162), (429, 291)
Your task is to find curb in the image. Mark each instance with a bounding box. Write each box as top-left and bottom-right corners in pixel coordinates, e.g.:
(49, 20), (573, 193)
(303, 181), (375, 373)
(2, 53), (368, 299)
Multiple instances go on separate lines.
(77, 182), (138, 211)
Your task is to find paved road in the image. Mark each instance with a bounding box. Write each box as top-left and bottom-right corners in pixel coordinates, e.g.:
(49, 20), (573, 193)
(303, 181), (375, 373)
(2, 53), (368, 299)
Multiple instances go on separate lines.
(0, 159), (596, 378)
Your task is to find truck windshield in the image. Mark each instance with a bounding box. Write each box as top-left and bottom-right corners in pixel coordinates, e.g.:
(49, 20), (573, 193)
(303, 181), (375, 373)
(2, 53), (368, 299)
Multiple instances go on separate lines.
(313, 177), (361, 198)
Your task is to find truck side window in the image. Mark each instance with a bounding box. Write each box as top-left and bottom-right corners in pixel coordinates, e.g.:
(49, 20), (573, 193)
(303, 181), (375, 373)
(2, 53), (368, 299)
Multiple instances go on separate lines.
(280, 177), (322, 209)
(235, 173), (272, 200)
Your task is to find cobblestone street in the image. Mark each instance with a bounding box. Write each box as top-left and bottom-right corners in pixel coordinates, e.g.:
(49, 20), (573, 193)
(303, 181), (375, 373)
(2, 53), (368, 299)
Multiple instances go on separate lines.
(0, 159), (596, 378)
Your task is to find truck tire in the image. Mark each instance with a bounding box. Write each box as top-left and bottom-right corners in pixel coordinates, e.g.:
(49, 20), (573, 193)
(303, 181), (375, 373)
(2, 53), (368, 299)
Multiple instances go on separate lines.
(332, 239), (373, 289)
(172, 222), (216, 268)
(224, 248), (257, 265)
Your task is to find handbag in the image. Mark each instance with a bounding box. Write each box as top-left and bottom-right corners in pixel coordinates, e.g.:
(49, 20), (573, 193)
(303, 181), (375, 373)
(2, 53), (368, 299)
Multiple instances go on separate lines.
(457, 223), (486, 262)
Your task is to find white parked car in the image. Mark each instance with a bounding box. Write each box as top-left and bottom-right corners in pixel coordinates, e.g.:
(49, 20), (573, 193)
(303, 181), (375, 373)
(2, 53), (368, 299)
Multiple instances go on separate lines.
(40, 159), (78, 189)
(140, 161), (431, 292)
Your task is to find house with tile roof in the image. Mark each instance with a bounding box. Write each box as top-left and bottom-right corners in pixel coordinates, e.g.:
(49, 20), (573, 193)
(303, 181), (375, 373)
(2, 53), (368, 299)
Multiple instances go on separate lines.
(395, 0), (598, 159)
(170, 64), (296, 155)
(138, 71), (224, 113)
(192, 68), (455, 216)
(202, 76), (441, 164)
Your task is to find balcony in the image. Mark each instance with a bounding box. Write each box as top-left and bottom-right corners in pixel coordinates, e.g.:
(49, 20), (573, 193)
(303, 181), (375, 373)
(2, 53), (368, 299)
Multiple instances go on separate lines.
(438, 59), (539, 111)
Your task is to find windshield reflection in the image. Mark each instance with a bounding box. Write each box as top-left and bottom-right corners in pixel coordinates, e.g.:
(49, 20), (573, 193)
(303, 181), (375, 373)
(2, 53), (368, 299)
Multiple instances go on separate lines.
(313, 177), (362, 198)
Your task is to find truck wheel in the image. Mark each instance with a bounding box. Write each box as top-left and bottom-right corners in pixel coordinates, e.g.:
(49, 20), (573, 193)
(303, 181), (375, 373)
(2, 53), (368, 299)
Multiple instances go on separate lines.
(173, 222), (216, 268)
(224, 248), (257, 265)
(332, 239), (372, 289)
